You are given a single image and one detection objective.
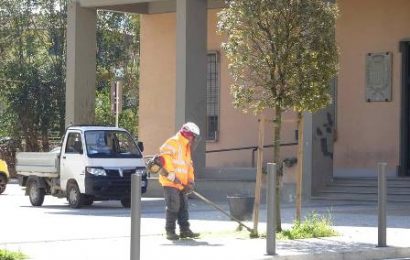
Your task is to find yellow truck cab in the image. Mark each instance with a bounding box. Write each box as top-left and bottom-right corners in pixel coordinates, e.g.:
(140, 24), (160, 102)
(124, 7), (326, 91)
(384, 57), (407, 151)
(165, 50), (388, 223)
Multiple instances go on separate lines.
(0, 159), (9, 194)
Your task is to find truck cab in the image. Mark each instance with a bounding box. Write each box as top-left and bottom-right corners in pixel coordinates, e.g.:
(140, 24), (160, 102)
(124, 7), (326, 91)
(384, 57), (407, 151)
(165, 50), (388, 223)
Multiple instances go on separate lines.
(17, 126), (148, 208)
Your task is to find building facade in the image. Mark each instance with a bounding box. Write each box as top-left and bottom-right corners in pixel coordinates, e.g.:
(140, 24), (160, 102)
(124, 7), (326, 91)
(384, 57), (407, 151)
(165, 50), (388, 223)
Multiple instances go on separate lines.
(66, 0), (410, 199)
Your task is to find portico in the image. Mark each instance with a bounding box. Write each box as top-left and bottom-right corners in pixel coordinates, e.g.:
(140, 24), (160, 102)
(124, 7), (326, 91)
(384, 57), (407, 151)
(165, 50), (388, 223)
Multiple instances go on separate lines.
(66, 0), (223, 174)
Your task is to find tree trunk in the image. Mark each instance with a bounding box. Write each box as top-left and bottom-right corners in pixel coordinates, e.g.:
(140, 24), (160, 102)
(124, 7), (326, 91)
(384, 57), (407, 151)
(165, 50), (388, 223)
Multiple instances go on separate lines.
(273, 105), (282, 232)
(295, 112), (304, 222)
(41, 128), (50, 152)
(25, 127), (39, 152)
(251, 114), (265, 237)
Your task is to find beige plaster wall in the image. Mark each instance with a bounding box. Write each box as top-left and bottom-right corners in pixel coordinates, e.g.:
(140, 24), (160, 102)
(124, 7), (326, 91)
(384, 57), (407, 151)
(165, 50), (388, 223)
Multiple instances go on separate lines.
(139, 9), (298, 174)
(334, 0), (410, 175)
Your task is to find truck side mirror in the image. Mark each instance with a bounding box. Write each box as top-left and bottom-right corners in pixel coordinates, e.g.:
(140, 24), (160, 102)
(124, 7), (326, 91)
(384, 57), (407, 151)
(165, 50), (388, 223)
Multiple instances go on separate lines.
(137, 141), (144, 152)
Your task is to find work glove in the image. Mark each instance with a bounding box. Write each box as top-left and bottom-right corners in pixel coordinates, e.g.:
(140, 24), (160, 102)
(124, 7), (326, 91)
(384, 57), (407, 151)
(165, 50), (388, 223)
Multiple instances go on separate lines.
(182, 182), (195, 195)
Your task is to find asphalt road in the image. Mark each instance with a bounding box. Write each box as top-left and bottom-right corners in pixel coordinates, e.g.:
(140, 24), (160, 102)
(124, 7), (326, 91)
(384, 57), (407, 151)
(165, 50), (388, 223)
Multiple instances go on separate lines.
(0, 182), (255, 259)
(4, 181), (410, 260)
(0, 182), (245, 244)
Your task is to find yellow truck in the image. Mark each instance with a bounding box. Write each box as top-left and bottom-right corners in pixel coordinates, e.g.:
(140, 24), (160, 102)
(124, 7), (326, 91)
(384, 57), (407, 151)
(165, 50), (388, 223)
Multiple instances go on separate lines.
(0, 159), (9, 194)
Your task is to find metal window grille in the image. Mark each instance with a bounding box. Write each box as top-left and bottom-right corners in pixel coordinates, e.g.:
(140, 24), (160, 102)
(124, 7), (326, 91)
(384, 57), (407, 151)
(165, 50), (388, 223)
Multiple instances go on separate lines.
(207, 52), (219, 141)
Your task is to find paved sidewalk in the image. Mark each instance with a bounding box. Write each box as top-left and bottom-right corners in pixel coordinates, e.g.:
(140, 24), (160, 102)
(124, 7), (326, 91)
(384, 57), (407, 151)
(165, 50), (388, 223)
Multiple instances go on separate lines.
(3, 198), (410, 260)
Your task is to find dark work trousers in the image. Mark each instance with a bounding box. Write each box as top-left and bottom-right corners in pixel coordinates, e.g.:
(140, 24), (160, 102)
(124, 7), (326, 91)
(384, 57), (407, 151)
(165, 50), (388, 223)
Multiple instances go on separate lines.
(163, 186), (190, 232)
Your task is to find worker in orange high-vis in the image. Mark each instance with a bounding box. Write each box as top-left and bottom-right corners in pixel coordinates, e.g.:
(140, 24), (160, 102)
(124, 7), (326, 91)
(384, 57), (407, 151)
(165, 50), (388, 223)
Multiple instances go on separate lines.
(159, 122), (200, 240)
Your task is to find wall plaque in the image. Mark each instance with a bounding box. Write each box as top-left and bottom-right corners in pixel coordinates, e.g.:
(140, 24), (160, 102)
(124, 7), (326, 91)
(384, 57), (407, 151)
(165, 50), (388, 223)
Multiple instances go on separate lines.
(365, 52), (392, 102)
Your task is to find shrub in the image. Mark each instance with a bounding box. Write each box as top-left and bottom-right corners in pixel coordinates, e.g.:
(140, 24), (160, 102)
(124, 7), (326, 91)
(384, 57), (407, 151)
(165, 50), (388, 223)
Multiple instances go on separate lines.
(278, 211), (338, 240)
(0, 249), (26, 260)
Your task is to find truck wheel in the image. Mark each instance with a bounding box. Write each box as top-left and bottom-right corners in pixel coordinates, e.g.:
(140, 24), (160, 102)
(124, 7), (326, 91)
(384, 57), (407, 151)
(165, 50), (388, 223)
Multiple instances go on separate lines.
(121, 198), (131, 208)
(67, 182), (84, 208)
(0, 174), (7, 195)
(28, 179), (45, 206)
(120, 198), (131, 208)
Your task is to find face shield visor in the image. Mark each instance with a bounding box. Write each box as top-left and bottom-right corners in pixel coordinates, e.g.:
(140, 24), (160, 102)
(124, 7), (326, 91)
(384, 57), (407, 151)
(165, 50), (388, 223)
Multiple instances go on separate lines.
(180, 122), (201, 150)
(181, 130), (201, 151)
(190, 134), (201, 151)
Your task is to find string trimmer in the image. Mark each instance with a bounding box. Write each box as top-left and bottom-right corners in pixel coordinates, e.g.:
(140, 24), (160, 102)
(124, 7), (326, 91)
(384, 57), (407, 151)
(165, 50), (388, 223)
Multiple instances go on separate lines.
(146, 155), (253, 233)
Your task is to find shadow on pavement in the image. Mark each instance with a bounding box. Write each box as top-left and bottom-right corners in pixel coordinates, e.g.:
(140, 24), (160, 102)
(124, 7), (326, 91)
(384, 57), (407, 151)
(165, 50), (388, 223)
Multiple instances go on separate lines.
(162, 239), (223, 247)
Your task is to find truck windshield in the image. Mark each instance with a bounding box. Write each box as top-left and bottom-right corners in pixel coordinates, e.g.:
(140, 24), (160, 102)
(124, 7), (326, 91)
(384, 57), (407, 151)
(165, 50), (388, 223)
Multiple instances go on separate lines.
(84, 130), (142, 158)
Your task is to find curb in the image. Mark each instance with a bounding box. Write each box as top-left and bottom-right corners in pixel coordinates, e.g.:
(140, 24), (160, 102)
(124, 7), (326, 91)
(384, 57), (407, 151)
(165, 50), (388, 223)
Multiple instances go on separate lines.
(271, 246), (410, 260)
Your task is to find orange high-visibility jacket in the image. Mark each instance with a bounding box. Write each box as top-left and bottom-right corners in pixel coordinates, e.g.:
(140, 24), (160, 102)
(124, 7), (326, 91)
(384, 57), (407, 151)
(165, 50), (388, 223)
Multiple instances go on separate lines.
(159, 132), (195, 190)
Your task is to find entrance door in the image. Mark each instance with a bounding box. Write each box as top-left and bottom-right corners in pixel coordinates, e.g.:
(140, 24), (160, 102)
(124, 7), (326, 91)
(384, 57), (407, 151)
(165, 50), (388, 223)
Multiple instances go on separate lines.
(399, 41), (410, 176)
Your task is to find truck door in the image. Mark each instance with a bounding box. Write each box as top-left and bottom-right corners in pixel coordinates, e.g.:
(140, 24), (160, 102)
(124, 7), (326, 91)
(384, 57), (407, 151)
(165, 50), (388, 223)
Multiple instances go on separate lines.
(60, 131), (87, 193)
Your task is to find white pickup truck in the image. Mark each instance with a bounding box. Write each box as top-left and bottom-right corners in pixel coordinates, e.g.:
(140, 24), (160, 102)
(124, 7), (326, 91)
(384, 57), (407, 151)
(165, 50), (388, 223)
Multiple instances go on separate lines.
(17, 126), (148, 208)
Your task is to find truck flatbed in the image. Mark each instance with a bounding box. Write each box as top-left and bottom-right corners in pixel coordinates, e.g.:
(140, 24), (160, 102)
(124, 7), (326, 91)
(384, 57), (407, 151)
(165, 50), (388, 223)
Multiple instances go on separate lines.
(16, 152), (59, 176)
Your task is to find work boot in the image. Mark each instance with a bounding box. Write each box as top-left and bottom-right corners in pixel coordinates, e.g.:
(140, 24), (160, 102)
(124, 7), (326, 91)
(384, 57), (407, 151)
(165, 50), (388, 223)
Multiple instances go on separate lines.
(166, 231), (179, 240)
(180, 229), (200, 239)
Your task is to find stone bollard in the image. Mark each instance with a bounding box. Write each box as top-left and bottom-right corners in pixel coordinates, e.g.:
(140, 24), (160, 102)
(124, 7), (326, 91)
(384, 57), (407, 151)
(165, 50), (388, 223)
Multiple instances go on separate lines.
(266, 163), (276, 255)
(131, 173), (142, 260)
(377, 162), (387, 247)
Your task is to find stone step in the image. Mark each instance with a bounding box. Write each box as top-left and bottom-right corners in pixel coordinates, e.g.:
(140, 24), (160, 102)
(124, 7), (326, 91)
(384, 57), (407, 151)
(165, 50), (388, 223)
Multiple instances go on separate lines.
(327, 182), (410, 188)
(312, 177), (410, 202)
(311, 193), (410, 202)
(332, 177), (410, 184)
(320, 186), (410, 195)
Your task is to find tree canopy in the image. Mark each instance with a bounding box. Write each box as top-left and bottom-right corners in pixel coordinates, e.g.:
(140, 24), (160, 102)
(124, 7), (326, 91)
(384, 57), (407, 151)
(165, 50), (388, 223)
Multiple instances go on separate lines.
(218, 0), (338, 114)
(0, 0), (140, 151)
(0, 0), (67, 151)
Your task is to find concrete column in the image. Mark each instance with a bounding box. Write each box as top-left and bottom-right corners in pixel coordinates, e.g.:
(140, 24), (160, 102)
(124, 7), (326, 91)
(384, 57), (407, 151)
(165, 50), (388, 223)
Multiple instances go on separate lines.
(176, 0), (207, 175)
(66, 1), (97, 127)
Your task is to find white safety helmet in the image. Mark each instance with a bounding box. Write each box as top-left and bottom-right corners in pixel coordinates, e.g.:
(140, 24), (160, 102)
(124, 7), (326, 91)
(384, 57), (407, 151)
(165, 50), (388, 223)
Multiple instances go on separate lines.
(180, 122), (200, 137)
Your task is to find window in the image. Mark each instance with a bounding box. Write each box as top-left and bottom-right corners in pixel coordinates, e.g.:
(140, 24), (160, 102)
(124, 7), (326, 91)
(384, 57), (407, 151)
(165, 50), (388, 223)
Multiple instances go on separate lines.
(65, 133), (83, 154)
(207, 52), (219, 141)
(84, 130), (142, 158)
